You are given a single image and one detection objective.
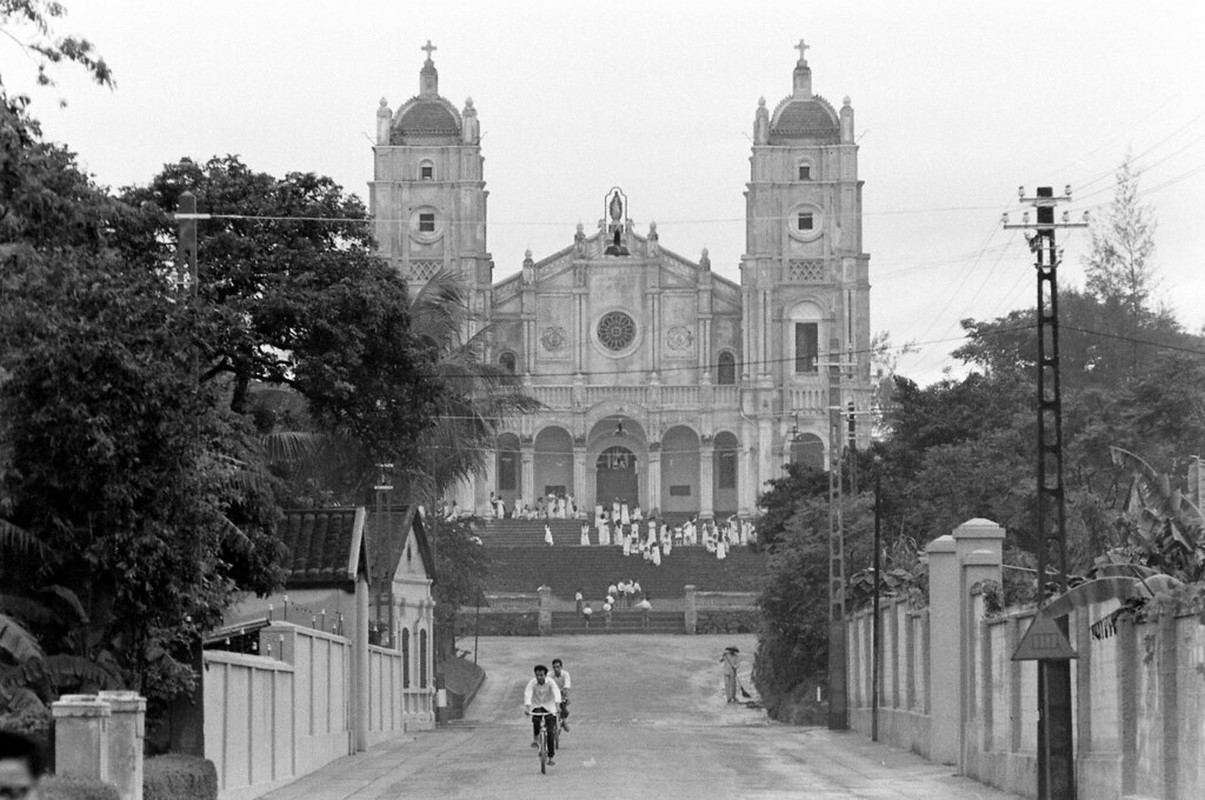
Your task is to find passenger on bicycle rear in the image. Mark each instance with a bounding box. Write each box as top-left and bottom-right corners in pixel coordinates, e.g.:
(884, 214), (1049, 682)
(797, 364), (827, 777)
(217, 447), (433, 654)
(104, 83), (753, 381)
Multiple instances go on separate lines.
(550, 658), (571, 732)
(523, 664), (562, 764)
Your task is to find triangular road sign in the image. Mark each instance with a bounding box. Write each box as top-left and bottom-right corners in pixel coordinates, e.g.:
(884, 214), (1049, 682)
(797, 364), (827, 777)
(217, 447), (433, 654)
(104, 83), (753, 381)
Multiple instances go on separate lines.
(1012, 614), (1077, 661)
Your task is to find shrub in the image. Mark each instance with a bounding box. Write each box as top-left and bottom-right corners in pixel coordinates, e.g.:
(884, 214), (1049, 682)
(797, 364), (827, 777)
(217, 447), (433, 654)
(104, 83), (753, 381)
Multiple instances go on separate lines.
(455, 611), (539, 637)
(39, 777), (120, 800)
(696, 610), (759, 634)
(143, 754), (218, 800)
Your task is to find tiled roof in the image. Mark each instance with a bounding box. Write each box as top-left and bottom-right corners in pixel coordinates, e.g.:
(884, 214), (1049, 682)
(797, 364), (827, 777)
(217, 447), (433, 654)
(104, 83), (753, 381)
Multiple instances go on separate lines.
(770, 95), (840, 141)
(278, 507), (368, 588)
(392, 99), (460, 142)
(364, 505), (435, 585)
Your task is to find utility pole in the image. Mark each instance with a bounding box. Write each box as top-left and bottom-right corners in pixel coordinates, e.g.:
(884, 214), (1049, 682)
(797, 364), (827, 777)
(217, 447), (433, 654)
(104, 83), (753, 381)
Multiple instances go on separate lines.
(871, 455), (882, 743)
(1004, 186), (1087, 800)
(824, 343), (848, 730)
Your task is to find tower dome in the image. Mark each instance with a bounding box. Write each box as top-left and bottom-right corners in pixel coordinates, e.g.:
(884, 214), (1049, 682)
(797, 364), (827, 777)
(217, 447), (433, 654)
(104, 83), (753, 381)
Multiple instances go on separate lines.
(390, 41), (462, 144)
(769, 39), (840, 143)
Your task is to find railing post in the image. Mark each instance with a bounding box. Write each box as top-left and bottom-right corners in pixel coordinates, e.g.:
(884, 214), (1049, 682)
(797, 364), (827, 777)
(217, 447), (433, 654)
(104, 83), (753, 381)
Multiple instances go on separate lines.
(684, 585), (697, 634)
(538, 585), (552, 635)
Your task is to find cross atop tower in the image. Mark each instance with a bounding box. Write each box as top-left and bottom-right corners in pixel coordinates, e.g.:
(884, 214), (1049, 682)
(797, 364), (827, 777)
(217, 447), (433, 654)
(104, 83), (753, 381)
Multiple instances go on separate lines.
(421, 40), (437, 61)
(794, 39), (810, 63)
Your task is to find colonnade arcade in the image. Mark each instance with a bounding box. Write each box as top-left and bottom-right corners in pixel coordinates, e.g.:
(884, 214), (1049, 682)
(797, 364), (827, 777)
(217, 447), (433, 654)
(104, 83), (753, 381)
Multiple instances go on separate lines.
(481, 411), (747, 519)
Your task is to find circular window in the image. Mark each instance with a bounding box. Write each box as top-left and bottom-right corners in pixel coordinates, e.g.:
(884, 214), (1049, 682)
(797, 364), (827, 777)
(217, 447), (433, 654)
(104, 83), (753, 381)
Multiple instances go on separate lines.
(597, 311), (636, 351)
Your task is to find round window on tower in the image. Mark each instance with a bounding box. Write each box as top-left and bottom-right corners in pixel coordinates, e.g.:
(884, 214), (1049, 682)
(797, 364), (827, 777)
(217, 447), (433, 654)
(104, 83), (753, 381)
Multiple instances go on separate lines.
(597, 311), (637, 352)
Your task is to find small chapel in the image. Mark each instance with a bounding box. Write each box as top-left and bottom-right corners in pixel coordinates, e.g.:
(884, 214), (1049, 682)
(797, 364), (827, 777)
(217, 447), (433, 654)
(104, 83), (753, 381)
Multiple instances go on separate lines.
(370, 40), (872, 521)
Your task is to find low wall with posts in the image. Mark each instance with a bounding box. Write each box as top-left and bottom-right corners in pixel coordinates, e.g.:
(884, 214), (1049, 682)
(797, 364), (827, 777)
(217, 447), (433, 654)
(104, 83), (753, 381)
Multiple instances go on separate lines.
(52, 691), (146, 800)
(847, 517), (1205, 800)
(202, 622), (431, 800)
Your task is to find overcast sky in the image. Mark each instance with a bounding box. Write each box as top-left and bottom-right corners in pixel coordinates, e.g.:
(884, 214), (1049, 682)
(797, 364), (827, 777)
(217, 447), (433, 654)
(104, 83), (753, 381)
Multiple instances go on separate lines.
(4, 1), (1204, 386)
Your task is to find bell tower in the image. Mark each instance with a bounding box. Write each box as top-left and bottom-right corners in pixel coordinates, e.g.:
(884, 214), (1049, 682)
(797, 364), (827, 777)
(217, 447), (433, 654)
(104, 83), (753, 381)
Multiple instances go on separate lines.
(741, 41), (871, 480)
(370, 41), (492, 324)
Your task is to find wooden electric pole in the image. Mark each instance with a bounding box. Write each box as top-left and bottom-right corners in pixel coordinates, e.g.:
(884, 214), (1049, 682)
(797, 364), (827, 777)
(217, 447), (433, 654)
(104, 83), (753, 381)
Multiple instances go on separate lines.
(1004, 186), (1088, 800)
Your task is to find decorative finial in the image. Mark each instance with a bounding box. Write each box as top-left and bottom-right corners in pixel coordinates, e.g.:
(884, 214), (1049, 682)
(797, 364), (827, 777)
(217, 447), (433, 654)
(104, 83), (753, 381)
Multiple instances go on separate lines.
(794, 38), (810, 63)
(465, 97), (474, 108)
(576, 221), (584, 234)
(379, 97), (388, 108)
(758, 96), (766, 107)
(524, 248), (532, 260)
(843, 95), (851, 106)
(421, 40), (437, 61)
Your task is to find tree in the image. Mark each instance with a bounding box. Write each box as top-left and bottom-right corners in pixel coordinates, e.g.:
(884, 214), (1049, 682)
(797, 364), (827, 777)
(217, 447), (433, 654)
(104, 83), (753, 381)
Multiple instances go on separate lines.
(399, 271), (541, 505)
(0, 1), (112, 91)
(0, 96), (282, 713)
(1085, 157), (1158, 321)
(118, 156), (444, 494)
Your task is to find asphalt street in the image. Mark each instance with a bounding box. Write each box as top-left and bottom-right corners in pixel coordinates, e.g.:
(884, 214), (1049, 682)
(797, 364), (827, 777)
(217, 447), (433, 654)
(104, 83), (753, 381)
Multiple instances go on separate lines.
(262, 634), (1022, 799)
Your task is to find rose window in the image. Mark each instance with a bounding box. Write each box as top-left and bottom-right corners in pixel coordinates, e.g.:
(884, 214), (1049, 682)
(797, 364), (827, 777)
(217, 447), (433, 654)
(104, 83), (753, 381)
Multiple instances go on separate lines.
(597, 311), (636, 351)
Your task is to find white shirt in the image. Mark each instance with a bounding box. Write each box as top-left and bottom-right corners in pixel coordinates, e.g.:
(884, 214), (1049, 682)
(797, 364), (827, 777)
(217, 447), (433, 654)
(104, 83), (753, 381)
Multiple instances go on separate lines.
(524, 676), (562, 713)
(551, 668), (572, 692)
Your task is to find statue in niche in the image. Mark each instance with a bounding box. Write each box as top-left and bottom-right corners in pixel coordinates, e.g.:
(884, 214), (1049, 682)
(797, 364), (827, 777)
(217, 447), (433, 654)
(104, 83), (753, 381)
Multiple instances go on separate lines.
(574, 221), (586, 255)
(609, 192), (623, 224)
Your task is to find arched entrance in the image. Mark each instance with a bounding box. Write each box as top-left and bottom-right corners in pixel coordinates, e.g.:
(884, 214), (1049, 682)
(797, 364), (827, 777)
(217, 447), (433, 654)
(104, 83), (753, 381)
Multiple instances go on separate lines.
(661, 426), (700, 514)
(596, 446), (638, 508)
(534, 426), (573, 499)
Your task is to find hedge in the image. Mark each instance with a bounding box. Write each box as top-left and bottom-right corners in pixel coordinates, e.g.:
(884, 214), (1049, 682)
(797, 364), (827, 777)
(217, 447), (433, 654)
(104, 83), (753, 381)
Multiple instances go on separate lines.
(454, 610), (539, 637)
(39, 777), (120, 800)
(143, 754), (218, 800)
(696, 609), (760, 634)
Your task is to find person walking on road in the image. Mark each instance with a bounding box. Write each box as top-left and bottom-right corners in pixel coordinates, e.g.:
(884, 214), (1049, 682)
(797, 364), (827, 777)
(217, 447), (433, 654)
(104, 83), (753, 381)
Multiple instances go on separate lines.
(720, 646), (740, 702)
(524, 664), (563, 765)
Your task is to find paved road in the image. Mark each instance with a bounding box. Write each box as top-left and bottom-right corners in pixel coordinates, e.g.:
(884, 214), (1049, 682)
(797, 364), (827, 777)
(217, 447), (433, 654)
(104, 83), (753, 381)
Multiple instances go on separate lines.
(264, 634), (1021, 799)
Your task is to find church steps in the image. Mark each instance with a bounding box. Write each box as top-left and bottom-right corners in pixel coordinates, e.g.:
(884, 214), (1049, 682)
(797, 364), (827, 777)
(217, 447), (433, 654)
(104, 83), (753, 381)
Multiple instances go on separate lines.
(482, 544), (765, 602)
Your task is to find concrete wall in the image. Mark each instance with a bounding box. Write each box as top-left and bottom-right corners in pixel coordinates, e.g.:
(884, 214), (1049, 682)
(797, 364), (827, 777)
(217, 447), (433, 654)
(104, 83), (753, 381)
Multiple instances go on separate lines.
(203, 622), (433, 800)
(846, 517), (1205, 800)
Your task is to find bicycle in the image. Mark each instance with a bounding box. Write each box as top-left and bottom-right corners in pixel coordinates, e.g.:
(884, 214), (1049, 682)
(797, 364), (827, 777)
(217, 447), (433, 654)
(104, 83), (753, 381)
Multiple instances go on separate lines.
(528, 710), (558, 774)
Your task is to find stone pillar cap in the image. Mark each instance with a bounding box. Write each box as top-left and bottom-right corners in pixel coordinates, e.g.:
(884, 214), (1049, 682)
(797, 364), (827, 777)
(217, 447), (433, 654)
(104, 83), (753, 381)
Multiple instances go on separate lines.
(926, 534), (956, 554)
(953, 518), (1006, 539)
(52, 695), (111, 717)
(97, 691), (147, 711)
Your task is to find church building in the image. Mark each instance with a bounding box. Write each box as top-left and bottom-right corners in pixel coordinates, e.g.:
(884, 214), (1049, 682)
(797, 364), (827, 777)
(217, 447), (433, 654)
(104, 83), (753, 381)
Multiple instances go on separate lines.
(370, 41), (872, 520)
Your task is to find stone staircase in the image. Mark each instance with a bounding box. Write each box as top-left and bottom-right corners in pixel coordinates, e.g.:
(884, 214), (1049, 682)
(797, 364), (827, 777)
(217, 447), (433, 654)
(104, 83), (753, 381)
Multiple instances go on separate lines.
(550, 610), (684, 634)
(483, 545), (765, 603)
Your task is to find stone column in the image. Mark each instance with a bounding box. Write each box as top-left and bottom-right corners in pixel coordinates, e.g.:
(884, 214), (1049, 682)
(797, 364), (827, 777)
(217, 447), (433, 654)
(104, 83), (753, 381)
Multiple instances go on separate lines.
(537, 585), (552, 635)
(97, 691), (146, 800)
(684, 585), (697, 634)
(572, 444), (587, 512)
(647, 447), (662, 514)
(521, 443), (535, 501)
(52, 695), (111, 783)
(354, 575), (370, 752)
(699, 442), (715, 520)
(925, 534), (958, 766)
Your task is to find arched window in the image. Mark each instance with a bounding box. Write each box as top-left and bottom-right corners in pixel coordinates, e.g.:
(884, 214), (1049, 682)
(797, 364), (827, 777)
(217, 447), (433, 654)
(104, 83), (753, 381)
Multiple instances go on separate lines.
(402, 628), (410, 688)
(499, 351), (516, 374)
(419, 628), (429, 688)
(717, 351), (736, 385)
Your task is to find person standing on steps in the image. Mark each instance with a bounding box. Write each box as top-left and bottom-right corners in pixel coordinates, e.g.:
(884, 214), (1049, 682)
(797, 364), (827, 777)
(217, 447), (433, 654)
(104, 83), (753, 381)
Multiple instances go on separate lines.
(636, 596), (652, 628)
(720, 646), (740, 703)
(574, 588), (583, 614)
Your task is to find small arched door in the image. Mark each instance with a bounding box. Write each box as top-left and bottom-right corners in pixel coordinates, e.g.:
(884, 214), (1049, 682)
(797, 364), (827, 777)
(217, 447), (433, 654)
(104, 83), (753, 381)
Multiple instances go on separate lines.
(595, 446), (638, 508)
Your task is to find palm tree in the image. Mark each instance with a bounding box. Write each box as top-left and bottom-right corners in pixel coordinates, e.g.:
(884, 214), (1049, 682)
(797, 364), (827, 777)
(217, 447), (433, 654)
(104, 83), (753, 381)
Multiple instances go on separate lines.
(402, 269), (541, 505)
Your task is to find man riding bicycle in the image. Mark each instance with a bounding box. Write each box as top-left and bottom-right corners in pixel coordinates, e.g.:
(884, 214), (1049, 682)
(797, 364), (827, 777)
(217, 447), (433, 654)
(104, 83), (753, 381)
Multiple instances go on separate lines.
(550, 658), (571, 732)
(523, 664), (562, 766)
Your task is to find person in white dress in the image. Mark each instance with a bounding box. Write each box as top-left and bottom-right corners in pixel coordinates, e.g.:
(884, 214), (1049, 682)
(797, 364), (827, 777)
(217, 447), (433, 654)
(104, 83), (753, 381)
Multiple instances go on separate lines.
(513, 495), (523, 519)
(621, 530), (631, 556)
(632, 504), (643, 523)
(620, 502), (630, 525)
(544, 524), (554, 546)
(611, 498), (621, 521)
(580, 522), (591, 546)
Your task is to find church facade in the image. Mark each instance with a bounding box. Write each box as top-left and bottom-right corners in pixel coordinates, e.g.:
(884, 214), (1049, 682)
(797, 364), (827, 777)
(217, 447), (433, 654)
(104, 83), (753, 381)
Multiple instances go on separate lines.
(370, 42), (872, 520)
